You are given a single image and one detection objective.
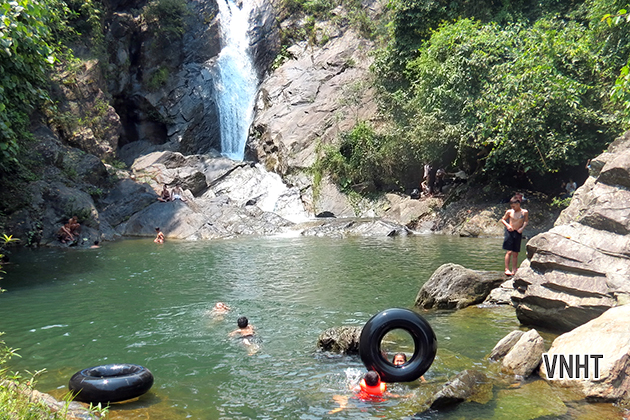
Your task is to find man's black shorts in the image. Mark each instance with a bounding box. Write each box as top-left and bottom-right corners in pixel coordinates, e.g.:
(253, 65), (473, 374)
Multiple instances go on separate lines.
(503, 229), (522, 252)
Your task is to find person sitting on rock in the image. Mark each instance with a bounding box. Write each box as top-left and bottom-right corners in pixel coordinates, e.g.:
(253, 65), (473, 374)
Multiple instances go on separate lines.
(57, 219), (75, 244)
(154, 227), (165, 244)
(157, 185), (171, 202)
(69, 216), (81, 237)
(171, 184), (187, 202)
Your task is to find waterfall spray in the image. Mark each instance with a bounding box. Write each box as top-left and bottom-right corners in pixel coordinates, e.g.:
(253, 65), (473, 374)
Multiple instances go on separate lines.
(214, 0), (258, 161)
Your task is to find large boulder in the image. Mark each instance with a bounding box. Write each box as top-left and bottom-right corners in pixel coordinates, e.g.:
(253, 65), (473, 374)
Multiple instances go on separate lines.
(512, 131), (630, 332)
(250, 26), (378, 174)
(415, 264), (506, 310)
(100, 179), (159, 226)
(540, 304), (630, 402)
(316, 326), (362, 354)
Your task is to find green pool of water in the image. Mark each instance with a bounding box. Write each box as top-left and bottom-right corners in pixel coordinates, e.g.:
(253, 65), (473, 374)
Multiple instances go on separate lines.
(0, 235), (621, 419)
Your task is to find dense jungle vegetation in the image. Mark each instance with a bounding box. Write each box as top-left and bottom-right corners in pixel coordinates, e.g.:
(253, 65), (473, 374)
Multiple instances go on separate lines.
(311, 0), (630, 192)
(1, 0), (629, 193)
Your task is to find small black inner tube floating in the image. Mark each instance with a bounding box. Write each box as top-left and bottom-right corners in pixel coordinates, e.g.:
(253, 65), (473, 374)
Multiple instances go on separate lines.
(359, 308), (437, 383)
(68, 363), (154, 404)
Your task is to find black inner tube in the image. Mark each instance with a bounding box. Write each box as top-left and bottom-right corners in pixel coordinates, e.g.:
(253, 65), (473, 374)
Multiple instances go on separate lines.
(69, 363), (154, 404)
(359, 308), (437, 383)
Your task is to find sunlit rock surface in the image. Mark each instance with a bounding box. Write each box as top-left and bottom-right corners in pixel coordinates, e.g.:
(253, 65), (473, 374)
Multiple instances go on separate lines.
(540, 304), (630, 402)
(512, 131), (630, 332)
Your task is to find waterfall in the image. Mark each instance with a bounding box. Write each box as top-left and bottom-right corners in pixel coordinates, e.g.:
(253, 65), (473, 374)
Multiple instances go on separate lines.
(214, 0), (258, 161)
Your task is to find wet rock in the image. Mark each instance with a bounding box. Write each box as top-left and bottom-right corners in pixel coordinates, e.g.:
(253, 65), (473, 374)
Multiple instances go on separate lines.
(317, 326), (362, 354)
(415, 264), (506, 310)
(488, 330), (525, 361)
(501, 329), (545, 378)
(428, 370), (492, 410)
(512, 131), (630, 332)
(540, 304), (630, 402)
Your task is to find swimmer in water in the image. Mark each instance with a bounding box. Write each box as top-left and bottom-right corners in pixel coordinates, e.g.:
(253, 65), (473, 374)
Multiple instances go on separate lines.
(391, 353), (426, 382)
(212, 302), (230, 314)
(229, 316), (255, 343)
(392, 353), (407, 366)
(329, 371), (402, 414)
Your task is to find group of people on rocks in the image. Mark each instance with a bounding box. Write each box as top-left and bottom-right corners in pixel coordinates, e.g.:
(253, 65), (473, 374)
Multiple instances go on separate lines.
(411, 164), (468, 199)
(57, 216), (81, 244)
(157, 184), (187, 203)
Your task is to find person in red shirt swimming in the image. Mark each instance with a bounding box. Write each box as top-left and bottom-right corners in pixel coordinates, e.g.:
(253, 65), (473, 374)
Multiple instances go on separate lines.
(329, 371), (399, 414)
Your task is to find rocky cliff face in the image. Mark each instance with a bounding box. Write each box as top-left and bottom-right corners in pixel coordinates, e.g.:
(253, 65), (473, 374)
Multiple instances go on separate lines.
(250, 26), (377, 174)
(512, 131), (630, 332)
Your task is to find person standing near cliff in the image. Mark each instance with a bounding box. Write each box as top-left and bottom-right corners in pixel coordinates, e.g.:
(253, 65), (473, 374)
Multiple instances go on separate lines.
(500, 196), (528, 276)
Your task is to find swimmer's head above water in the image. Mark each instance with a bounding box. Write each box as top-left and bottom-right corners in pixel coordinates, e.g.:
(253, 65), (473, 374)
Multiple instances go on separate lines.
(363, 371), (381, 387)
(392, 353), (407, 366)
(214, 302), (230, 311)
(237, 316), (249, 328)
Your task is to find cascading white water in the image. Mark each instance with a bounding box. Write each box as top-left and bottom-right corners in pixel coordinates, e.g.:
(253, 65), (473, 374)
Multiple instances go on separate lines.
(214, 0), (258, 161)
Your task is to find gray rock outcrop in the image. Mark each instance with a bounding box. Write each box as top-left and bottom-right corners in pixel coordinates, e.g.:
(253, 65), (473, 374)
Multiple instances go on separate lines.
(428, 370), (492, 410)
(316, 326), (362, 354)
(250, 28), (377, 175)
(483, 279), (515, 306)
(540, 304), (630, 402)
(501, 329), (545, 378)
(488, 330), (525, 361)
(512, 132), (630, 332)
(415, 264), (506, 310)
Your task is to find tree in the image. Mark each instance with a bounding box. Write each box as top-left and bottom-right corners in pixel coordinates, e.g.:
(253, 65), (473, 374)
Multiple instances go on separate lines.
(0, 0), (56, 170)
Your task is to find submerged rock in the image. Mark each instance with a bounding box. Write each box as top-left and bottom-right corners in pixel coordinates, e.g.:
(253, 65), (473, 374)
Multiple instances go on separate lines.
(428, 369), (492, 410)
(512, 131), (630, 332)
(316, 326), (362, 354)
(415, 264), (506, 310)
(493, 380), (567, 420)
(540, 304), (630, 402)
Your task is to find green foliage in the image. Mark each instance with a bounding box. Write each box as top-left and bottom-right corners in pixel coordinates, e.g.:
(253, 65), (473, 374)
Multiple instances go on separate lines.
(550, 196), (572, 209)
(601, 6), (630, 124)
(316, 121), (410, 191)
(0, 0), (104, 173)
(367, 13), (626, 188)
(143, 0), (190, 43)
(0, 333), (109, 419)
(0, 0), (56, 170)
(147, 66), (170, 91)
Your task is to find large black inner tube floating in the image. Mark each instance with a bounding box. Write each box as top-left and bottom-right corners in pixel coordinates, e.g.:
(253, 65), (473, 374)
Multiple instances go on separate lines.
(68, 363), (154, 404)
(359, 308), (437, 383)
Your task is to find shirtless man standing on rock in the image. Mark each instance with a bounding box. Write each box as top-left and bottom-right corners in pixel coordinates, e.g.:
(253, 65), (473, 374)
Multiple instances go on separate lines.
(500, 195), (528, 276)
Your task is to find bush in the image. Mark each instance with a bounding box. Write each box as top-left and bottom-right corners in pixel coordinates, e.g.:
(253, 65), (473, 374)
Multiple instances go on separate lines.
(370, 16), (625, 187)
(143, 0), (190, 43)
